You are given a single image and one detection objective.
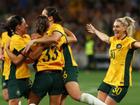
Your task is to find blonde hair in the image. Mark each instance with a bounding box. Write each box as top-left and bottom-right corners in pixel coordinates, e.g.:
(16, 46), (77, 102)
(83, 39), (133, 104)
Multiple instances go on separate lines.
(115, 16), (135, 37)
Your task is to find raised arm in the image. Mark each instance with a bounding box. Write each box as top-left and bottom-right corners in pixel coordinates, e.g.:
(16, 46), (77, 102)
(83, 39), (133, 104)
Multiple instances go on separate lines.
(132, 41), (140, 48)
(64, 27), (77, 43)
(86, 24), (110, 44)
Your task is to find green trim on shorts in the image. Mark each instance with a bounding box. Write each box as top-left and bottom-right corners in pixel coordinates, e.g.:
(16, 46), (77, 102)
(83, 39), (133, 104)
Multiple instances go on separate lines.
(98, 82), (129, 103)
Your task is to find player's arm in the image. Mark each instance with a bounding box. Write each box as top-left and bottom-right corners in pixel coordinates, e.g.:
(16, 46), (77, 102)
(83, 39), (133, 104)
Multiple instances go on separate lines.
(64, 27), (77, 43)
(24, 32), (62, 53)
(86, 24), (110, 44)
(31, 31), (61, 44)
(5, 49), (25, 65)
(5, 42), (26, 65)
(132, 41), (140, 48)
(28, 45), (44, 60)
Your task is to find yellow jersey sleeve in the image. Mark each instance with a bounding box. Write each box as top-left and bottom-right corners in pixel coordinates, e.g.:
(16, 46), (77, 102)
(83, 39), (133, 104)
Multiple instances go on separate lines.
(10, 34), (30, 52)
(23, 34), (31, 43)
(128, 37), (136, 49)
(109, 36), (114, 43)
(1, 32), (10, 48)
(47, 23), (65, 36)
(47, 23), (67, 48)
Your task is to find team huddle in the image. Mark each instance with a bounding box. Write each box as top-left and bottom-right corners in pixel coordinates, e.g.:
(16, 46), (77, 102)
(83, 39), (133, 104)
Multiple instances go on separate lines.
(0, 6), (140, 105)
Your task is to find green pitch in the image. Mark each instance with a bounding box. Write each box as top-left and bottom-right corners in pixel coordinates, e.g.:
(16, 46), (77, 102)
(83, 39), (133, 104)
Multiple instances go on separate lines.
(0, 70), (140, 105)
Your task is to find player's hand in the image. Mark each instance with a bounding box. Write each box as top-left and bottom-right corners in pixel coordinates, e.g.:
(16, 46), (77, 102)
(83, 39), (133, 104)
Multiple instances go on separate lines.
(0, 54), (4, 60)
(86, 24), (96, 34)
(24, 40), (36, 53)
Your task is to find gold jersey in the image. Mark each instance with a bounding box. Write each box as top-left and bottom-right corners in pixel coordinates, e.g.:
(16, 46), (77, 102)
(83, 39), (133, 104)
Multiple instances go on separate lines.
(36, 23), (66, 71)
(103, 36), (136, 86)
(1, 32), (11, 78)
(6, 34), (31, 79)
(62, 44), (78, 67)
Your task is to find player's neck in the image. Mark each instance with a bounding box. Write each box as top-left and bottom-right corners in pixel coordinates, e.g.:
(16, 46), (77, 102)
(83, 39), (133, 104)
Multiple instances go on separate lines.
(117, 34), (127, 40)
(15, 31), (24, 37)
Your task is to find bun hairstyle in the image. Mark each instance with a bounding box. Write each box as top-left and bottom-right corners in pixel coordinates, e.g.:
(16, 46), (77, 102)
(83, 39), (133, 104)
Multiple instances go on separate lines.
(45, 7), (62, 23)
(116, 16), (135, 37)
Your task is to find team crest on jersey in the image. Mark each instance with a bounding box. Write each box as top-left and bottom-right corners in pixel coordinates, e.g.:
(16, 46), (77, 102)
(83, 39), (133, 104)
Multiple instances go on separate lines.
(116, 44), (122, 49)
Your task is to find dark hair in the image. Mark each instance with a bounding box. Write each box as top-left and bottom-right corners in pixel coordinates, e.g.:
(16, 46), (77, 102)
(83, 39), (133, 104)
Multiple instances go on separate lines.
(5, 15), (23, 37)
(45, 7), (62, 23)
(0, 20), (7, 37)
(36, 15), (49, 35)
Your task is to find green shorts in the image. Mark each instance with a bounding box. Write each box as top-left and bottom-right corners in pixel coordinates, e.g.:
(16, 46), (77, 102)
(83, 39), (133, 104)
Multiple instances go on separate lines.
(1, 76), (8, 89)
(63, 66), (78, 83)
(98, 82), (129, 103)
(7, 78), (32, 99)
(62, 66), (79, 95)
(31, 70), (64, 99)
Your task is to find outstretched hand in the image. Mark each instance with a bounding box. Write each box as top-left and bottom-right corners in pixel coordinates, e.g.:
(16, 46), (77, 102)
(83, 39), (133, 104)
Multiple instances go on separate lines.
(86, 24), (96, 34)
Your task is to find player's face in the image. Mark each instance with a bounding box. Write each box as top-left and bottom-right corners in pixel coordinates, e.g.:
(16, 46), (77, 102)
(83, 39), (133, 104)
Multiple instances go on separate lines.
(42, 9), (53, 23)
(17, 18), (28, 35)
(113, 21), (126, 37)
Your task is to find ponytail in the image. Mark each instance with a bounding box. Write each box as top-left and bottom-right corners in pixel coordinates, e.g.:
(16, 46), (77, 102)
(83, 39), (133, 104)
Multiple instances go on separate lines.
(124, 16), (135, 37)
(116, 16), (135, 37)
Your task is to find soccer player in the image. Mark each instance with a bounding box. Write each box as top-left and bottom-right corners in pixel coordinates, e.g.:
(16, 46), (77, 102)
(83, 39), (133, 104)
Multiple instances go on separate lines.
(0, 31), (10, 102)
(0, 16), (16, 103)
(25, 15), (66, 105)
(4, 15), (32, 105)
(25, 7), (107, 105)
(86, 16), (140, 105)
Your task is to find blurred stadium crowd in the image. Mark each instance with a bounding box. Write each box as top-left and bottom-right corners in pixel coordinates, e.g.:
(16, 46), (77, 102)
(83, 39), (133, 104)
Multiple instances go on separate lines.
(0, 0), (140, 69)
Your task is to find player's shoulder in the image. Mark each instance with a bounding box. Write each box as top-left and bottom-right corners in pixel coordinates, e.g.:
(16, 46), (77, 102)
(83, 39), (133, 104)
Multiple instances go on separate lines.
(11, 34), (20, 40)
(1, 31), (9, 39)
(52, 23), (63, 29)
(23, 34), (30, 38)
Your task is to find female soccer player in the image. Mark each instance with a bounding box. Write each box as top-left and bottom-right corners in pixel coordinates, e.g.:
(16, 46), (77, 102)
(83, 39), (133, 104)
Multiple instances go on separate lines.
(26, 15), (66, 105)
(4, 15), (33, 105)
(25, 7), (106, 105)
(0, 31), (10, 102)
(86, 16), (140, 105)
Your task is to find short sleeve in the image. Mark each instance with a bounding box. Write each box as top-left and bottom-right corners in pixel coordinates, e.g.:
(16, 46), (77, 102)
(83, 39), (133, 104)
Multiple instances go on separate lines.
(10, 36), (26, 52)
(51, 24), (65, 36)
(109, 36), (114, 43)
(128, 37), (136, 49)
